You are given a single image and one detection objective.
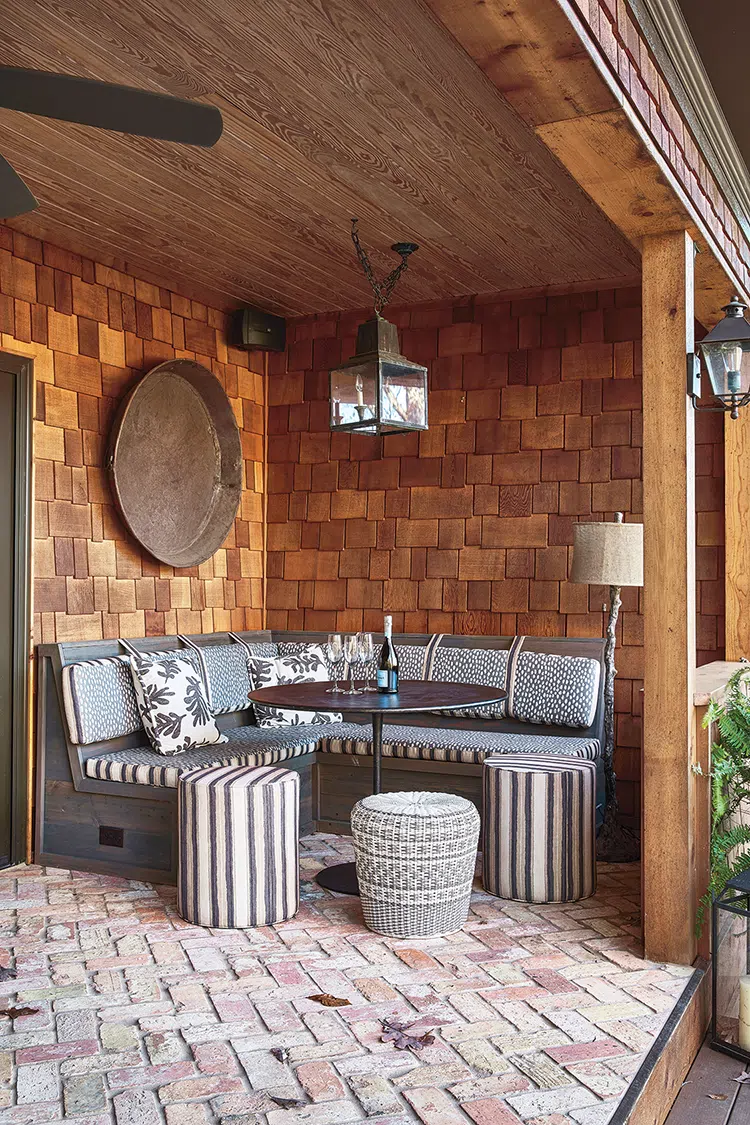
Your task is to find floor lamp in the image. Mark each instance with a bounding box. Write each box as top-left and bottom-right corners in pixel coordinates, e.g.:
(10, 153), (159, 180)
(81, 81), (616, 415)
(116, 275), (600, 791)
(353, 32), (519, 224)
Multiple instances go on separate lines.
(570, 512), (644, 862)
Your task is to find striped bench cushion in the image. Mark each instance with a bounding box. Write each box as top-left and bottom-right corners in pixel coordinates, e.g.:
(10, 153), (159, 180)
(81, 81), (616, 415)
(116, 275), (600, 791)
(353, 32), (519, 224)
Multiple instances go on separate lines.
(319, 723), (600, 765)
(178, 764), (299, 928)
(82, 722), (600, 787)
(83, 723), (325, 787)
(482, 755), (597, 904)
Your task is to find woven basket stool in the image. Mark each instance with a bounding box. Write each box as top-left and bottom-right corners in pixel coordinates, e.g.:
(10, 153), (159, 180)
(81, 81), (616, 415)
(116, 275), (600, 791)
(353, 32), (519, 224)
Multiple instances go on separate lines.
(350, 791), (480, 938)
(177, 764), (299, 928)
(482, 755), (597, 904)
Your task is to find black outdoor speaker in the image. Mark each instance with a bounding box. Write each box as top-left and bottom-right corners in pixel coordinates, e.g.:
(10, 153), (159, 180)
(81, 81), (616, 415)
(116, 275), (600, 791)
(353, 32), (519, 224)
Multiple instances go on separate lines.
(233, 306), (286, 352)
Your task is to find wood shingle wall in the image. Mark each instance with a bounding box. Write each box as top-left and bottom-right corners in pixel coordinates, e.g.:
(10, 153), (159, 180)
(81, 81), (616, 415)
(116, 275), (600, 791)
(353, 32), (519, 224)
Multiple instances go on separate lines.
(265, 287), (725, 818)
(0, 225), (266, 647)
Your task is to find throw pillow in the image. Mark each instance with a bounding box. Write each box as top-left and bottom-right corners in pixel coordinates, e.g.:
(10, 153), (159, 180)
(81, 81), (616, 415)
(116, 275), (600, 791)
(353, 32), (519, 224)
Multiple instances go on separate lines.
(247, 644), (342, 727)
(129, 654), (228, 756)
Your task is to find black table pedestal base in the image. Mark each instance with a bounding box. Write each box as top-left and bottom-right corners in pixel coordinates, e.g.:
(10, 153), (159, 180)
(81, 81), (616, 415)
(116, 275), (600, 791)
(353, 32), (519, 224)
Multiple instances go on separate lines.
(315, 861), (360, 895)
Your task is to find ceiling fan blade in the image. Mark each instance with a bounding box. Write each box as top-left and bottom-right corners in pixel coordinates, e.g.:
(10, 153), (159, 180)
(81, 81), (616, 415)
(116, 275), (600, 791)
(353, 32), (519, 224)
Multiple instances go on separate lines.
(0, 153), (38, 219)
(0, 67), (222, 147)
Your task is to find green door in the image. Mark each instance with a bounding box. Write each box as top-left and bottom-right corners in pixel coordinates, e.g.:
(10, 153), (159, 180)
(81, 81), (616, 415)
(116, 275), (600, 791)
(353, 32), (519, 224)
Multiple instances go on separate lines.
(0, 354), (31, 869)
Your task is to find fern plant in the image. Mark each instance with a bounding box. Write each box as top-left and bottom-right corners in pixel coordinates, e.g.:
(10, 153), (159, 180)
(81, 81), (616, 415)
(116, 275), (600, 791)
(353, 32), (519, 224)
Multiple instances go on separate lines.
(698, 667), (750, 932)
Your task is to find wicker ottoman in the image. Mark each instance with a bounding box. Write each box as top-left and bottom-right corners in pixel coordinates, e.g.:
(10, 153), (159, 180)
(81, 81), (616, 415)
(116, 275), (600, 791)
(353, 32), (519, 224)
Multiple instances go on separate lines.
(350, 791), (480, 938)
(177, 764), (299, 928)
(482, 755), (597, 904)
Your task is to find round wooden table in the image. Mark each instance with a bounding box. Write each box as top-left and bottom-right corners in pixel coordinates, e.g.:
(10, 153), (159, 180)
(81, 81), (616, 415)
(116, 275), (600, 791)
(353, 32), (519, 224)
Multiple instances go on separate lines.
(248, 680), (507, 895)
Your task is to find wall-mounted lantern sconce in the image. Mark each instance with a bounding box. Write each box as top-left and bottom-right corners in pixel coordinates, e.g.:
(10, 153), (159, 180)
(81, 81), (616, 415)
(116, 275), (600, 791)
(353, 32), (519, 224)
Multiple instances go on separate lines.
(690, 295), (750, 419)
(329, 221), (428, 435)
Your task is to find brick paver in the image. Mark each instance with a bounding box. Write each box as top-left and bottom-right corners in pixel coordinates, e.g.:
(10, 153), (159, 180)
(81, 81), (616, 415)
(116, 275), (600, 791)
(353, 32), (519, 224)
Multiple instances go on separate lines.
(0, 836), (693, 1124)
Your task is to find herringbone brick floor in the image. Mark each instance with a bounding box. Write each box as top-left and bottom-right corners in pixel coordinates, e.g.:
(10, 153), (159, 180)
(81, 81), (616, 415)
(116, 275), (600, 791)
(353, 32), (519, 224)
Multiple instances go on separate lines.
(0, 835), (692, 1125)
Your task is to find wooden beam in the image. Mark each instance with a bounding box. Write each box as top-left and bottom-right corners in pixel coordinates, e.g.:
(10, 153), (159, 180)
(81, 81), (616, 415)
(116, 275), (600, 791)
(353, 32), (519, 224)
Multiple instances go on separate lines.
(424, 0), (745, 327)
(725, 412), (750, 659)
(536, 108), (737, 328)
(424, 0), (614, 126)
(641, 230), (697, 965)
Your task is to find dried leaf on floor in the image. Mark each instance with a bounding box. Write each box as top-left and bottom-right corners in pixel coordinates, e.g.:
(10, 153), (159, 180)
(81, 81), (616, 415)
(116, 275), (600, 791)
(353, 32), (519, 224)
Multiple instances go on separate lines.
(0, 967), (17, 981)
(269, 1095), (304, 1108)
(381, 1018), (436, 1051)
(270, 1046), (290, 1063)
(707, 1094), (728, 1100)
(0, 1007), (39, 1019)
(307, 993), (351, 1007)
(736, 1071), (750, 1083)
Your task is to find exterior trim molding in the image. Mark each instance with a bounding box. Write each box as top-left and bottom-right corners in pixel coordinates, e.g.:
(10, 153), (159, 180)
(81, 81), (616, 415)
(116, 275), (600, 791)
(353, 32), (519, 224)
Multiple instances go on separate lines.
(630, 0), (750, 241)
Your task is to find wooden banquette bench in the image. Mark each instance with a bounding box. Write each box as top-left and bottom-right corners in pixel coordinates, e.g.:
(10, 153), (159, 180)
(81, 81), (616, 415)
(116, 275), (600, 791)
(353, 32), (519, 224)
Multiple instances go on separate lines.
(35, 630), (606, 884)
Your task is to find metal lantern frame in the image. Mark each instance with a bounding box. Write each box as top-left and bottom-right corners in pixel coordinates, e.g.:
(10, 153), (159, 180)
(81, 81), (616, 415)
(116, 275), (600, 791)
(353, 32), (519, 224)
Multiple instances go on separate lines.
(329, 220), (429, 436)
(692, 295), (750, 419)
(711, 868), (750, 1063)
(329, 315), (428, 435)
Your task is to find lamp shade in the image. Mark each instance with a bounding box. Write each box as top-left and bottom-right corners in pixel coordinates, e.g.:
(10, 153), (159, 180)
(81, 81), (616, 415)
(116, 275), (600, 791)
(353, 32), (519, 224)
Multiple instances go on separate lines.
(570, 519), (643, 587)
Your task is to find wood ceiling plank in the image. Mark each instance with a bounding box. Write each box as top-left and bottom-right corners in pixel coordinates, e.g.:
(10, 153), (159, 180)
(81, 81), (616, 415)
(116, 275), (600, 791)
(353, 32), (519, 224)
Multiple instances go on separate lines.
(0, 0), (637, 312)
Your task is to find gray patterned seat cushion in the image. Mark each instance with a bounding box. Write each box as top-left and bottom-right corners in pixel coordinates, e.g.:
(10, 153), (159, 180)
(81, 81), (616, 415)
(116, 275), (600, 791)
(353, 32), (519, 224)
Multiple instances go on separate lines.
(431, 647), (508, 719)
(318, 723), (600, 765)
(83, 722), (326, 787)
(512, 651), (600, 728)
(62, 649), (200, 746)
(203, 643), (257, 714)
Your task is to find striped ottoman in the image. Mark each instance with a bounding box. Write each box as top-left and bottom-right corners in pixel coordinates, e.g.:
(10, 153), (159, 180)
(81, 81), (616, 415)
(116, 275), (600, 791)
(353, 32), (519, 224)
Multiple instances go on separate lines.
(482, 755), (596, 904)
(177, 764), (299, 928)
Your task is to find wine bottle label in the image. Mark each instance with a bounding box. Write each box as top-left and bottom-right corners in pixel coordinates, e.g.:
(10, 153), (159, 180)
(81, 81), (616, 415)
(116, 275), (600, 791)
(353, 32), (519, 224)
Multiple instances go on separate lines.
(376, 670), (388, 689)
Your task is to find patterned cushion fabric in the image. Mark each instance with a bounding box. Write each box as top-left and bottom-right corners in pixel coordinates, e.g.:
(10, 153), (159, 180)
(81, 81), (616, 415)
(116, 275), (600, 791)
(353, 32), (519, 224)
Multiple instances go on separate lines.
(247, 645), (343, 727)
(512, 651), (601, 728)
(396, 644), (431, 680)
(430, 646), (509, 719)
(202, 644), (254, 714)
(130, 654), (228, 756)
(319, 723), (600, 765)
(83, 722), (324, 787)
(61, 649), (200, 746)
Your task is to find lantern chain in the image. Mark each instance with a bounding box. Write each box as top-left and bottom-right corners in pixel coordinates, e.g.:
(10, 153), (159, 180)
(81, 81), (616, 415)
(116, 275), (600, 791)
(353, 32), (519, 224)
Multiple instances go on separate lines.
(351, 219), (418, 315)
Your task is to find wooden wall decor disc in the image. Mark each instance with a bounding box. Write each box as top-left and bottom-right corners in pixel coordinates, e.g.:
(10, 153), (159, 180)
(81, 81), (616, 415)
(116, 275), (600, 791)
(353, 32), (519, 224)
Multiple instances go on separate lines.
(107, 359), (242, 568)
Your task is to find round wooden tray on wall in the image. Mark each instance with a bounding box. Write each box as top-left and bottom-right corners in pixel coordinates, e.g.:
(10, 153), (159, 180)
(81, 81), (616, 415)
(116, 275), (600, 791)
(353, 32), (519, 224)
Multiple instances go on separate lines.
(107, 359), (242, 568)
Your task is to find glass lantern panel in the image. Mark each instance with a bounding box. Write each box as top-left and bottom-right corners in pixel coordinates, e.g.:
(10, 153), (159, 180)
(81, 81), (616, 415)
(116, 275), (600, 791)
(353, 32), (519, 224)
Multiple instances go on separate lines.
(715, 895), (750, 1054)
(379, 359), (428, 430)
(702, 341), (750, 401)
(330, 361), (378, 429)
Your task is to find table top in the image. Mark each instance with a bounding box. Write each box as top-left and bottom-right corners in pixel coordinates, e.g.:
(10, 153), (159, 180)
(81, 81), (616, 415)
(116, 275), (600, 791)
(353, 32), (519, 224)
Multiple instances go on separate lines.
(248, 680), (507, 715)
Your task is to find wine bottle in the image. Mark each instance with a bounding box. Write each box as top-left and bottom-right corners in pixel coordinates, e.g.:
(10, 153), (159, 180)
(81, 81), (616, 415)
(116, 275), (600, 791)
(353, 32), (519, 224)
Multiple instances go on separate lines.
(377, 615), (399, 694)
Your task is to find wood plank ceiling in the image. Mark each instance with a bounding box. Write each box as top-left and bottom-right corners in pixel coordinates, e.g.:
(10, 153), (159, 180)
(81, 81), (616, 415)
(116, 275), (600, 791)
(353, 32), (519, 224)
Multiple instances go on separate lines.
(0, 0), (639, 314)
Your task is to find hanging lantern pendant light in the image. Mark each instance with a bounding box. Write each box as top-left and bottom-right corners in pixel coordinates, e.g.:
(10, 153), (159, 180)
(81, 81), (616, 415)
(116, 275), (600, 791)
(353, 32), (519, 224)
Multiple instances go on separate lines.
(329, 221), (429, 434)
(694, 295), (750, 419)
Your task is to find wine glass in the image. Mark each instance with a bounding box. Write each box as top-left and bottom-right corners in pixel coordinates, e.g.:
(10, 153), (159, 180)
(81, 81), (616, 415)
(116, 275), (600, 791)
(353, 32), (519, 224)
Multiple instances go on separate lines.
(358, 632), (376, 691)
(325, 633), (345, 693)
(342, 633), (362, 695)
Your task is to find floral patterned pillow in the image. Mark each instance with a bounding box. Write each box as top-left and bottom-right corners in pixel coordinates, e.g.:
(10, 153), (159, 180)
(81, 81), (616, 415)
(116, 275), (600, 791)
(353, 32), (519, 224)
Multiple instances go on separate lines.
(247, 645), (342, 728)
(129, 654), (228, 756)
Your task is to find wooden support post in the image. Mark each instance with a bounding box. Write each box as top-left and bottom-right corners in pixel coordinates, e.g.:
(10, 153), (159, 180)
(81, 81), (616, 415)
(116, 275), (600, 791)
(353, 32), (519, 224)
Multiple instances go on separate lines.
(642, 230), (697, 965)
(725, 412), (750, 660)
